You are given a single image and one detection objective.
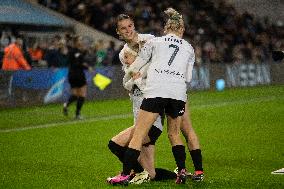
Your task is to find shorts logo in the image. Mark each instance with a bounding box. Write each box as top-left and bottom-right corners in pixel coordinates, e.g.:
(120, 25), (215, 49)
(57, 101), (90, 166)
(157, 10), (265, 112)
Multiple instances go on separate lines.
(179, 108), (185, 115)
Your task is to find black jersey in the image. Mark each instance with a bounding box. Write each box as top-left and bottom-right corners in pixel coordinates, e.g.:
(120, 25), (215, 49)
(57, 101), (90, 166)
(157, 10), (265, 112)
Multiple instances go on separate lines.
(67, 48), (88, 88)
(68, 47), (88, 72)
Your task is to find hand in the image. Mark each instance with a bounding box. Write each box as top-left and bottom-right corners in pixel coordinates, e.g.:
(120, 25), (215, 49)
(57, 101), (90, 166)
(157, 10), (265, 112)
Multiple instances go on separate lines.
(131, 72), (141, 80)
(139, 40), (146, 49)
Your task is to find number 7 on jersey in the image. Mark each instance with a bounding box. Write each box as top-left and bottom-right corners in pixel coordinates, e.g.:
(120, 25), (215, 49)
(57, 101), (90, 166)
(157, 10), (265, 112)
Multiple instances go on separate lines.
(168, 44), (179, 66)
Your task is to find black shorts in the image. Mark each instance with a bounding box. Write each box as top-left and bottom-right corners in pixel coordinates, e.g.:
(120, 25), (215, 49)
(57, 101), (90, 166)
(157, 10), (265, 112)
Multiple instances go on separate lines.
(68, 72), (86, 88)
(143, 125), (162, 147)
(140, 97), (185, 118)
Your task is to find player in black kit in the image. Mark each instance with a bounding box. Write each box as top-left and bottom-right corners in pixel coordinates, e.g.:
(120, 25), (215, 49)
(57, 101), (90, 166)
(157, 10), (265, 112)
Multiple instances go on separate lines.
(63, 36), (90, 119)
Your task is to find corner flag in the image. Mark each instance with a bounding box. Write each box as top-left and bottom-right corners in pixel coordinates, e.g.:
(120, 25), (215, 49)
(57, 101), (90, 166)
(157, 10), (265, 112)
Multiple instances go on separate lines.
(93, 73), (112, 90)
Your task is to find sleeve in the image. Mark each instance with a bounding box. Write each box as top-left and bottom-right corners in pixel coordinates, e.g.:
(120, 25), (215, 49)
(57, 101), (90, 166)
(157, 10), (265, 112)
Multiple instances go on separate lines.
(128, 40), (154, 73)
(133, 77), (146, 91)
(185, 46), (195, 83)
(122, 66), (134, 91)
(123, 73), (134, 91)
(118, 49), (125, 64)
(15, 47), (31, 70)
(137, 63), (150, 78)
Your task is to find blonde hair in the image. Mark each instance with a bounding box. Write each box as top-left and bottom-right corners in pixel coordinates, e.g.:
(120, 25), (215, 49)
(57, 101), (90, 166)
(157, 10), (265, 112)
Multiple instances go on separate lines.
(164, 8), (184, 35)
(124, 46), (138, 57)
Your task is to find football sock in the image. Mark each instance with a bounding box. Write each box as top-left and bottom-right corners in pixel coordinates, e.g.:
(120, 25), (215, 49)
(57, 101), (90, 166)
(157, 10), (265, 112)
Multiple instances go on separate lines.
(76, 96), (85, 116)
(133, 162), (144, 173)
(123, 147), (140, 175)
(108, 140), (126, 163)
(172, 145), (186, 171)
(66, 95), (77, 107)
(190, 149), (203, 171)
(108, 141), (143, 173)
(153, 168), (177, 181)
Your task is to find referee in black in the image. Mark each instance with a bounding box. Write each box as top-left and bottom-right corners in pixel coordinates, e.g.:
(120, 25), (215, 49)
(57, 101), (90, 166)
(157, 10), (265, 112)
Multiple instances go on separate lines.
(63, 36), (91, 119)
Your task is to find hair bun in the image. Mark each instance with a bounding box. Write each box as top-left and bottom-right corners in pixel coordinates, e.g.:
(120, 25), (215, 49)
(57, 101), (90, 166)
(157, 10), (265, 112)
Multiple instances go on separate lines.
(164, 8), (182, 20)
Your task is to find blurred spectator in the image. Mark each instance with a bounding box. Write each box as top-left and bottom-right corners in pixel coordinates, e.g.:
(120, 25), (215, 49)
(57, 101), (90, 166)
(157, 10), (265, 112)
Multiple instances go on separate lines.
(34, 0), (284, 64)
(28, 42), (44, 66)
(58, 39), (69, 67)
(2, 37), (31, 71)
(0, 31), (14, 67)
(194, 45), (203, 66)
(104, 40), (116, 65)
(94, 39), (107, 67)
(22, 38), (33, 68)
(84, 46), (97, 68)
(89, 0), (106, 31)
(43, 35), (67, 68)
(112, 43), (124, 65)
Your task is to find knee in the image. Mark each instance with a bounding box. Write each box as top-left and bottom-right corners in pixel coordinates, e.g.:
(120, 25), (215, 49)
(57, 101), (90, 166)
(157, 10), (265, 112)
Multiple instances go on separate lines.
(167, 132), (178, 141)
(144, 126), (162, 147)
(108, 140), (119, 153)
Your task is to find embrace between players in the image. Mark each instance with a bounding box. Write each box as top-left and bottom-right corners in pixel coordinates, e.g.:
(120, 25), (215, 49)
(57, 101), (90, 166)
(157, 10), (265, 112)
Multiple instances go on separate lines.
(107, 8), (204, 185)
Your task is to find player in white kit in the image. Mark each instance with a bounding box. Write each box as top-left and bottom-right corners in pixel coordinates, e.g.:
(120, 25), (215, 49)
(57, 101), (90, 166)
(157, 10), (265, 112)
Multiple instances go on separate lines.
(116, 14), (204, 183)
(108, 8), (195, 185)
(107, 14), (177, 184)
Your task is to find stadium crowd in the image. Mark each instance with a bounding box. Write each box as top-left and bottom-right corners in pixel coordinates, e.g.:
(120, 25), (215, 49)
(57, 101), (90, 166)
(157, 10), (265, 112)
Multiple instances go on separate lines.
(0, 30), (120, 70)
(38, 0), (283, 65)
(1, 0), (283, 70)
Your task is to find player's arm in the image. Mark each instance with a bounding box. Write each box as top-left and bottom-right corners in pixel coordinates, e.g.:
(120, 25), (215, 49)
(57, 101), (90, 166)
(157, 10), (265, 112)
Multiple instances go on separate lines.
(122, 68), (134, 91)
(132, 63), (149, 91)
(185, 46), (195, 83)
(137, 63), (150, 78)
(15, 48), (31, 70)
(128, 40), (154, 73)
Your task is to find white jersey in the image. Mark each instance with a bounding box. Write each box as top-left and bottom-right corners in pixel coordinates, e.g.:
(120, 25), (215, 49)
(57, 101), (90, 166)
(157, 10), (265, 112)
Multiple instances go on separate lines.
(119, 33), (155, 68)
(131, 33), (195, 102)
(122, 63), (149, 91)
(121, 34), (154, 92)
(119, 33), (163, 131)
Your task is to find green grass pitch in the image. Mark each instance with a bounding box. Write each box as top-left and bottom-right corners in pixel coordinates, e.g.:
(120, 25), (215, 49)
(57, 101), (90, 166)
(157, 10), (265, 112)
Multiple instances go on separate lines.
(1, 85), (283, 188)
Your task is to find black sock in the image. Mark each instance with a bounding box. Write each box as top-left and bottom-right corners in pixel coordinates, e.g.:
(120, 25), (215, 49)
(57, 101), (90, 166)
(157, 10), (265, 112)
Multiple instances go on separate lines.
(133, 161), (144, 173)
(190, 149), (203, 171)
(108, 140), (126, 163)
(108, 141), (143, 173)
(67, 95), (77, 107)
(153, 168), (176, 181)
(122, 148), (140, 175)
(172, 145), (186, 171)
(76, 96), (85, 116)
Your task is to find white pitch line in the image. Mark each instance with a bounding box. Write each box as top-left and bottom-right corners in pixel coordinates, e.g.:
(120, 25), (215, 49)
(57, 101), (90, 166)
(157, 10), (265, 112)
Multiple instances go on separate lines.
(0, 95), (282, 133)
(0, 113), (133, 133)
(191, 95), (281, 110)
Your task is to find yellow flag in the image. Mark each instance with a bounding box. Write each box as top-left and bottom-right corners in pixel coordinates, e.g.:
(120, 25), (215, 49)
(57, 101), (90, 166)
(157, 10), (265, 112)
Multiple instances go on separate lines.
(93, 73), (112, 90)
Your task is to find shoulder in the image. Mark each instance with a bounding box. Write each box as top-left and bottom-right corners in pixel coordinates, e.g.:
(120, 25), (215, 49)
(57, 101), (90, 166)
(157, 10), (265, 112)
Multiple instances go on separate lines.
(119, 43), (128, 55)
(182, 40), (194, 53)
(138, 34), (155, 41)
(120, 43), (128, 52)
(144, 36), (166, 47)
(145, 36), (163, 44)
